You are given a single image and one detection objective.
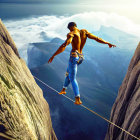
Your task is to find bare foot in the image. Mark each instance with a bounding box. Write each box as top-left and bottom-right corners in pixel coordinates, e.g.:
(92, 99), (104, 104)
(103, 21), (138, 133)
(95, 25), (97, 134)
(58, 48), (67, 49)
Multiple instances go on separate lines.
(58, 88), (66, 95)
(74, 97), (82, 105)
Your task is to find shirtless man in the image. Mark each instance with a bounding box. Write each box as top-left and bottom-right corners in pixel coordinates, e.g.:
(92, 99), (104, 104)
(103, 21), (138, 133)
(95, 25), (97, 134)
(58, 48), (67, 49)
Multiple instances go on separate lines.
(48, 22), (116, 105)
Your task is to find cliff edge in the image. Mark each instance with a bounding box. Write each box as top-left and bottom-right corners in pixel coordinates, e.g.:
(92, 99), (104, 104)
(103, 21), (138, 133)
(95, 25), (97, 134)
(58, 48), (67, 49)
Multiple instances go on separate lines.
(0, 19), (57, 140)
(105, 43), (140, 140)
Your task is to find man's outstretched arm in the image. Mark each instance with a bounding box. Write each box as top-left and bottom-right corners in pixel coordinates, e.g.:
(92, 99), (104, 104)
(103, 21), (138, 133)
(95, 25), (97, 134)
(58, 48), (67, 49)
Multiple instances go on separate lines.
(86, 30), (116, 48)
(48, 33), (74, 63)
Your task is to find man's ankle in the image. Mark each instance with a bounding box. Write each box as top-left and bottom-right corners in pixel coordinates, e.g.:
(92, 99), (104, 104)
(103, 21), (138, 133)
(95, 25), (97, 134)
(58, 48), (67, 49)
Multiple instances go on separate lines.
(62, 86), (67, 90)
(62, 88), (66, 91)
(75, 96), (80, 99)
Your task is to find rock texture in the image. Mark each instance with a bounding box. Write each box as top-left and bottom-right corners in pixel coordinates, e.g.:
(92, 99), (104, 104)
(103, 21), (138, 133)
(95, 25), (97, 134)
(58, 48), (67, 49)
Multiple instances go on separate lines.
(105, 42), (140, 140)
(0, 19), (57, 140)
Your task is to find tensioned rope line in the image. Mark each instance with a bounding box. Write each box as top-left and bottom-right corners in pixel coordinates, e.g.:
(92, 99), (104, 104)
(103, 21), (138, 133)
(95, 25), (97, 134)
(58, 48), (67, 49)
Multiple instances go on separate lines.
(33, 75), (140, 140)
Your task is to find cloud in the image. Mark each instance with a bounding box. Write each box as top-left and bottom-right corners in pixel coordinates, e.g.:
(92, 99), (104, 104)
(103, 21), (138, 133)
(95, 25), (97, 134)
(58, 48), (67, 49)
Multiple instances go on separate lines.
(3, 11), (140, 60)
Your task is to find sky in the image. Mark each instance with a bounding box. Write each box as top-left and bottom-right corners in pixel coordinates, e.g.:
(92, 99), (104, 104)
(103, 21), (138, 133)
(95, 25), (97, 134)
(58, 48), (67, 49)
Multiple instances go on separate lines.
(1, 0), (140, 57)
(0, 0), (139, 5)
(0, 0), (139, 24)
(0, 0), (139, 4)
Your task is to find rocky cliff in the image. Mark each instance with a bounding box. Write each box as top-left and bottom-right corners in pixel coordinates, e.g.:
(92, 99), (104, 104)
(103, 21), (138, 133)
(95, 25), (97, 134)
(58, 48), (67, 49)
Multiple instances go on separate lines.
(0, 19), (57, 140)
(105, 43), (140, 140)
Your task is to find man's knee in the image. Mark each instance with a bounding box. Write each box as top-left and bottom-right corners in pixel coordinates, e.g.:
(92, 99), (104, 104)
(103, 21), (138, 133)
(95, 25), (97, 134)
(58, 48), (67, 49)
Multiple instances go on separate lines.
(65, 72), (69, 77)
(69, 74), (76, 82)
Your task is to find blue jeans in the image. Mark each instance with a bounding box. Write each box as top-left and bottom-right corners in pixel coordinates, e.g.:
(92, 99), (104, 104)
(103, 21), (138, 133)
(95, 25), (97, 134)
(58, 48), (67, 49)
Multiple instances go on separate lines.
(63, 56), (80, 97)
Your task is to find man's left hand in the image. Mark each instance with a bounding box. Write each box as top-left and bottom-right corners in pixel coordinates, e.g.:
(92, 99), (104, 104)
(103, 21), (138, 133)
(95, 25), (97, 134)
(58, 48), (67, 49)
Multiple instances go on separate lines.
(108, 43), (116, 48)
(48, 56), (54, 63)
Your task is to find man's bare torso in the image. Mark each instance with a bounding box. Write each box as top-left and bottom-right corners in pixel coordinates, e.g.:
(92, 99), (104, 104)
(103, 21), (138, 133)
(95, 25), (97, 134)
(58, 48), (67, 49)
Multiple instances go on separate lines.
(69, 29), (87, 54)
(48, 25), (115, 63)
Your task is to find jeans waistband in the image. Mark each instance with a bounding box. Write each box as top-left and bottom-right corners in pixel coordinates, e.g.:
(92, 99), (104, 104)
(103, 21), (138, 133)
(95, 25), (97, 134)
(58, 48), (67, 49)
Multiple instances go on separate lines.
(70, 50), (83, 57)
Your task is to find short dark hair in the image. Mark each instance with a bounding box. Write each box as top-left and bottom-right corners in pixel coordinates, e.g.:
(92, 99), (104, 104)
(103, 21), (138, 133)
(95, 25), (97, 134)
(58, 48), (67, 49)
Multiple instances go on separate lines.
(67, 22), (77, 29)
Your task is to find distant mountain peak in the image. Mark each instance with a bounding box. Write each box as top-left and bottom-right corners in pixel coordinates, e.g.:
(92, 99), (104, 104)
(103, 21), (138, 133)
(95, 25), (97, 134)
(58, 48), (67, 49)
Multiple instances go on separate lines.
(50, 37), (64, 44)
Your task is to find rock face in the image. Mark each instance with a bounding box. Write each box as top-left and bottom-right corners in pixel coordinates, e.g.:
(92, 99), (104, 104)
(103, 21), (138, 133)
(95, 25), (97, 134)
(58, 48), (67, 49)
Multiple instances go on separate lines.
(0, 19), (57, 140)
(105, 43), (140, 140)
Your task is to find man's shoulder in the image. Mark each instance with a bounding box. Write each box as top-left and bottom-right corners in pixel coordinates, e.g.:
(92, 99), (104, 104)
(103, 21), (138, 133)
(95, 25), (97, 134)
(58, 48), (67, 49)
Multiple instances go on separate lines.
(67, 31), (74, 37)
(80, 29), (87, 31)
(80, 29), (90, 34)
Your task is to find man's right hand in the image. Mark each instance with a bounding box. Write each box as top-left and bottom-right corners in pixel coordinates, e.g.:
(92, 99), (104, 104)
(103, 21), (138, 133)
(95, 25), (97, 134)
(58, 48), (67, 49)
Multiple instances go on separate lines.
(48, 56), (54, 63)
(108, 43), (116, 48)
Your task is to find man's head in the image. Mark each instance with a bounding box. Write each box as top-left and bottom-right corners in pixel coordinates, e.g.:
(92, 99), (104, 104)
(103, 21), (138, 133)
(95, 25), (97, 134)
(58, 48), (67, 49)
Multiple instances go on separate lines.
(67, 22), (77, 31)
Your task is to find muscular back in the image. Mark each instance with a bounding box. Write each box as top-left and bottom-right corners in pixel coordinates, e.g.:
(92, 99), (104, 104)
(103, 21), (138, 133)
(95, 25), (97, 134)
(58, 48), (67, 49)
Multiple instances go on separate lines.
(48, 26), (116, 63)
(68, 29), (88, 54)
(66, 27), (112, 54)
(48, 26), (114, 64)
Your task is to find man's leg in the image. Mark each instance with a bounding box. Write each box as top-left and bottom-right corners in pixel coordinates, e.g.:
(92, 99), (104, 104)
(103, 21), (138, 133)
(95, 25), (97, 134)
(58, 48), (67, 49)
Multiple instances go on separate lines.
(59, 67), (70, 94)
(69, 60), (82, 105)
